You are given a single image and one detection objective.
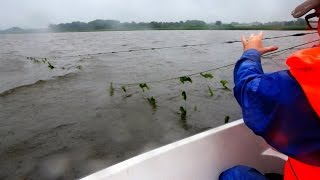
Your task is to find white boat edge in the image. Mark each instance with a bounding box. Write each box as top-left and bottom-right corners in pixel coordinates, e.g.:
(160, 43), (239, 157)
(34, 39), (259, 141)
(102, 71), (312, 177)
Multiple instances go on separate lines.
(81, 120), (288, 180)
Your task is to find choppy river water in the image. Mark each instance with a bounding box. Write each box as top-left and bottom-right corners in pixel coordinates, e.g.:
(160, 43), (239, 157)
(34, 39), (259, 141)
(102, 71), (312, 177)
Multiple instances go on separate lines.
(0, 30), (318, 179)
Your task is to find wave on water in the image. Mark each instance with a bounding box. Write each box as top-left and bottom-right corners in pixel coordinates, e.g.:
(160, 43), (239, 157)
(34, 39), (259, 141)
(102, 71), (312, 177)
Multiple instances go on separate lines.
(0, 73), (78, 97)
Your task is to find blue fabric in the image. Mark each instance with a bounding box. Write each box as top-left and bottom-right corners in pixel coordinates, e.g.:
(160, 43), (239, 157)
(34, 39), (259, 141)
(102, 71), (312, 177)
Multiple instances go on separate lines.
(234, 49), (320, 166)
(219, 166), (267, 180)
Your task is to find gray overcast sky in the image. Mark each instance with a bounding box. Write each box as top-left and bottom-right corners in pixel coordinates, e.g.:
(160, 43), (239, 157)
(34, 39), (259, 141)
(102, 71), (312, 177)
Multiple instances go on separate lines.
(1, 0), (303, 29)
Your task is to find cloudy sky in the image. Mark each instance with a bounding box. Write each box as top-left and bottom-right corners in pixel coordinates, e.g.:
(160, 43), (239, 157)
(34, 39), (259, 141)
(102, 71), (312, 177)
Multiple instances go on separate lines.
(1, 0), (303, 29)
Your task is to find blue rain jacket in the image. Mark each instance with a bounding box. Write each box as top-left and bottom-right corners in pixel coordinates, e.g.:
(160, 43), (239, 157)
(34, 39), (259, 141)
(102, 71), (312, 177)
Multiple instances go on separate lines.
(219, 166), (267, 180)
(233, 49), (320, 166)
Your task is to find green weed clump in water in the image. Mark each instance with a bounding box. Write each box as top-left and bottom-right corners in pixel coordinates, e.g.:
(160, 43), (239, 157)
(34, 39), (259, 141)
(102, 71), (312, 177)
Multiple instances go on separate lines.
(120, 85), (132, 98)
(182, 91), (187, 101)
(180, 106), (188, 130)
(121, 86), (127, 93)
(200, 72), (213, 79)
(42, 58), (48, 63)
(224, 116), (230, 124)
(179, 76), (192, 84)
(76, 65), (83, 70)
(220, 80), (229, 90)
(47, 62), (55, 70)
(29, 57), (40, 64)
(139, 83), (150, 92)
(148, 96), (157, 111)
(29, 57), (57, 71)
(208, 86), (214, 96)
(28, 57), (49, 64)
(109, 83), (114, 96)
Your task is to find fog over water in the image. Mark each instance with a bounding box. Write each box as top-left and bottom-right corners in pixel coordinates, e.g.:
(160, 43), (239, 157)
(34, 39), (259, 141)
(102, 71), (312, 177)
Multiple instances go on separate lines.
(1, 0), (302, 29)
(0, 30), (318, 179)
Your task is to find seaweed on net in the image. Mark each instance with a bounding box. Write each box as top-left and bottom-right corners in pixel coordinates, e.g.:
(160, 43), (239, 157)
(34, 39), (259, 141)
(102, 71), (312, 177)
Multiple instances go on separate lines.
(220, 80), (229, 90)
(148, 96), (157, 111)
(139, 83), (150, 92)
(180, 106), (188, 130)
(109, 83), (115, 96)
(182, 91), (187, 101)
(200, 72), (213, 79)
(179, 76), (192, 84)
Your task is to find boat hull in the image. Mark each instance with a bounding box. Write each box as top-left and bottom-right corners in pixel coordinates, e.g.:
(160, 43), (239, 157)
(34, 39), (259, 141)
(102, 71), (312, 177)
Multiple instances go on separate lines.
(82, 120), (287, 180)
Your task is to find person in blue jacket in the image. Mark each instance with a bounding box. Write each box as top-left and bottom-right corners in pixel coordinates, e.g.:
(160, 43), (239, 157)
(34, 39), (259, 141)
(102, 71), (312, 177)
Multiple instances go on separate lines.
(235, 32), (320, 166)
(220, 32), (320, 179)
(221, 32), (320, 179)
(220, 0), (320, 179)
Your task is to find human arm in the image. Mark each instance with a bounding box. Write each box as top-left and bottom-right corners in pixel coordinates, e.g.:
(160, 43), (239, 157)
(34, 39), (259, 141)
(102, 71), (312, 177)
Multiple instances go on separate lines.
(234, 32), (278, 134)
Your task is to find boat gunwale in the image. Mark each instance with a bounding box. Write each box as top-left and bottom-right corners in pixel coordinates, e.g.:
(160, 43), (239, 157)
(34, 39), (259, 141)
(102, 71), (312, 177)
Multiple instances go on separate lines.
(81, 120), (244, 179)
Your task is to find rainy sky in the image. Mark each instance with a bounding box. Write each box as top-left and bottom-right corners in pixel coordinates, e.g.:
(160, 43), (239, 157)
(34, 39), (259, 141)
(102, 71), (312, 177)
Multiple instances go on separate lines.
(1, 0), (304, 29)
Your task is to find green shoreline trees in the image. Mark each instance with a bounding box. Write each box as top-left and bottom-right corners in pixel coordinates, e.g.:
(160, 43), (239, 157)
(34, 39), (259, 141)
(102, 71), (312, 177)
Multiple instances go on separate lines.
(48, 19), (307, 32)
(0, 19), (309, 34)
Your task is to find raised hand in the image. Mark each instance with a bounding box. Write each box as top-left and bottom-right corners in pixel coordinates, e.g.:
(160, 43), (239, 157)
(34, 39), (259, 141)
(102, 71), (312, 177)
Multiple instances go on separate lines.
(241, 31), (279, 55)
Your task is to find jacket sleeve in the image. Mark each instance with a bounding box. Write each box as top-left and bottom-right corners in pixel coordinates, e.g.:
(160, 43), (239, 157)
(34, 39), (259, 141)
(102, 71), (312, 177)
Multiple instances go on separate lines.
(233, 49), (271, 135)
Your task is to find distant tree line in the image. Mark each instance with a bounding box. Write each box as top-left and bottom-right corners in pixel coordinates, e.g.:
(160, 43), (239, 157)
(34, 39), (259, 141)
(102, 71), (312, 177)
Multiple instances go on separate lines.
(49, 20), (121, 32)
(0, 19), (309, 34)
(48, 19), (308, 32)
(48, 20), (211, 31)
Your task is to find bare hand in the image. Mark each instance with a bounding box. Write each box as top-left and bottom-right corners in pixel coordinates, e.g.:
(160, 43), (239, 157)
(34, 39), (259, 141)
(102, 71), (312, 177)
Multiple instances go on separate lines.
(241, 32), (278, 55)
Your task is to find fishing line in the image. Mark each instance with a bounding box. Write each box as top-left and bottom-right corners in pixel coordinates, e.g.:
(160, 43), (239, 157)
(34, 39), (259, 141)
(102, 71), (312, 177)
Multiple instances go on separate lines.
(261, 38), (320, 67)
(224, 31), (318, 44)
(263, 39), (319, 57)
(25, 31), (317, 60)
(113, 38), (319, 86)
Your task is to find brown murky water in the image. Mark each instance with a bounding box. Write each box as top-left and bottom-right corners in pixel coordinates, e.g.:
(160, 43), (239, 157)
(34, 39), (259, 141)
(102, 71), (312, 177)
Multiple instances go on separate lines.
(0, 30), (317, 179)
